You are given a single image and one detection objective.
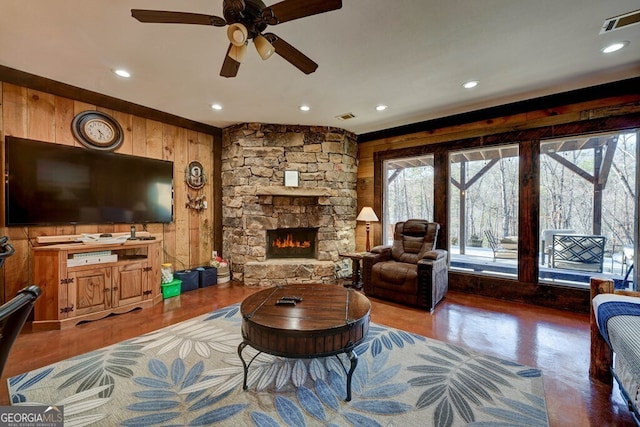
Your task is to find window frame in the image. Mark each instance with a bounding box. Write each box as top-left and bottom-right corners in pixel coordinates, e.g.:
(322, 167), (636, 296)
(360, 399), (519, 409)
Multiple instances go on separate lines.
(372, 114), (639, 307)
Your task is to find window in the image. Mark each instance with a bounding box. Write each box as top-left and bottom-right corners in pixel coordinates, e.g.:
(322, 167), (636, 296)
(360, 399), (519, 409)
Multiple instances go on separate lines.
(539, 131), (638, 288)
(382, 155), (434, 245)
(449, 145), (519, 277)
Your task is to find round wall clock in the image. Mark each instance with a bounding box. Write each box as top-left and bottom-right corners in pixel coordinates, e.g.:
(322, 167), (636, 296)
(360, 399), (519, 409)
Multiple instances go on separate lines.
(71, 111), (124, 151)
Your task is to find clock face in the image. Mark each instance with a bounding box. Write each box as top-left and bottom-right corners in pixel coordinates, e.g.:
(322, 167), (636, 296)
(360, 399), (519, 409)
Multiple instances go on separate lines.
(84, 119), (115, 143)
(71, 111), (124, 151)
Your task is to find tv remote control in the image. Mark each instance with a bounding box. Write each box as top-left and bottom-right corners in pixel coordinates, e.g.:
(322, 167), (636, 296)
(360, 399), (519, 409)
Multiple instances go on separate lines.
(275, 299), (296, 306)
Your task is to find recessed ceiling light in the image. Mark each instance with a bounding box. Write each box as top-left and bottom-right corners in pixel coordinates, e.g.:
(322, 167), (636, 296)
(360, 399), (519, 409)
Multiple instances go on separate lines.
(299, 105), (310, 112)
(602, 41), (629, 53)
(211, 103), (223, 110)
(463, 80), (479, 89)
(113, 69), (131, 78)
(375, 105), (388, 111)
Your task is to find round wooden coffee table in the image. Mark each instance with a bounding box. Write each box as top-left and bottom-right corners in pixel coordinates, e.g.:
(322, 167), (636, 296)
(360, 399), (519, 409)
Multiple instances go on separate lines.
(238, 284), (371, 401)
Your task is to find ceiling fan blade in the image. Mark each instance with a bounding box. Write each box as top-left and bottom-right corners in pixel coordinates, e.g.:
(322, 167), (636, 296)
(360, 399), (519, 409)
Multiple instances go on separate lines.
(131, 9), (226, 27)
(264, 33), (318, 74)
(220, 44), (241, 78)
(263, 0), (342, 25)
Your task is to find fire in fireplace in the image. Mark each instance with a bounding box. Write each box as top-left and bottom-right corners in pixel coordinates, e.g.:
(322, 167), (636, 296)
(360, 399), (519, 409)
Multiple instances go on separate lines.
(267, 228), (317, 259)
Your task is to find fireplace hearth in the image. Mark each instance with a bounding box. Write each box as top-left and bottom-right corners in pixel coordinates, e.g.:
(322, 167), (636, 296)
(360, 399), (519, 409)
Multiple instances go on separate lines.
(267, 228), (317, 259)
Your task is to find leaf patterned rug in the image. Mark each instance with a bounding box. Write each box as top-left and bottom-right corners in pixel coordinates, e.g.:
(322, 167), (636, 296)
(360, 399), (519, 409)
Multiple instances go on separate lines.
(8, 304), (549, 427)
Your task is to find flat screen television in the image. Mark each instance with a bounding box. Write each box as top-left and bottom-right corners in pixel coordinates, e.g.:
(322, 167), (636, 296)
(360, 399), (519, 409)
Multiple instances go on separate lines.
(4, 136), (174, 226)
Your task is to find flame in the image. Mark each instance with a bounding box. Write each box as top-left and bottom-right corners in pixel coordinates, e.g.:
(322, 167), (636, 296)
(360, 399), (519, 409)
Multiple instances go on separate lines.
(272, 234), (312, 249)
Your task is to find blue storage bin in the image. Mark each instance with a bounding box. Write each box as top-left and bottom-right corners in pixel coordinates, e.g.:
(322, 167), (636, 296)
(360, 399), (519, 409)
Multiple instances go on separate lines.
(174, 269), (199, 293)
(196, 266), (217, 288)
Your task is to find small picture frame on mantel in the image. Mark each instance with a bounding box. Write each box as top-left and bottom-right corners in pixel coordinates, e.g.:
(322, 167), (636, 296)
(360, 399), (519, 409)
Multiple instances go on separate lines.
(284, 170), (299, 187)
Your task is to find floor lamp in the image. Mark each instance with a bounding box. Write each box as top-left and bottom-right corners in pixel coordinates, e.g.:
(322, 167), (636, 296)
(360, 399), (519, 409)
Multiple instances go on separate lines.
(356, 207), (379, 252)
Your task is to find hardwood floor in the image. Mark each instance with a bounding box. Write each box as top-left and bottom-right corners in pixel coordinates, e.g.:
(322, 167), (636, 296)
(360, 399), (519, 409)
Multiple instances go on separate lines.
(1, 283), (635, 426)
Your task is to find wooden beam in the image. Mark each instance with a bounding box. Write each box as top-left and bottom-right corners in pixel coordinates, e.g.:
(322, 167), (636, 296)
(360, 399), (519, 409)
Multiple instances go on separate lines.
(465, 158), (499, 189)
(547, 152), (595, 182)
(518, 140), (540, 283)
(597, 137), (618, 187)
(358, 77), (640, 143)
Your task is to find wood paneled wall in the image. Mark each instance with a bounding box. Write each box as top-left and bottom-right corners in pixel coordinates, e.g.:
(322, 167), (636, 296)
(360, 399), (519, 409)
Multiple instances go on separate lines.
(0, 82), (219, 303)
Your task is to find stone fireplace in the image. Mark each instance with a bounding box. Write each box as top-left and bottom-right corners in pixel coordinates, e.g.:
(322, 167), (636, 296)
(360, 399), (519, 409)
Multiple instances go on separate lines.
(222, 123), (358, 287)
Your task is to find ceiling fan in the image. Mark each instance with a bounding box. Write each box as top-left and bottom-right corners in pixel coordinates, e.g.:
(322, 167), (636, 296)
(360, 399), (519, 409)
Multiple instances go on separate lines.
(131, 0), (342, 78)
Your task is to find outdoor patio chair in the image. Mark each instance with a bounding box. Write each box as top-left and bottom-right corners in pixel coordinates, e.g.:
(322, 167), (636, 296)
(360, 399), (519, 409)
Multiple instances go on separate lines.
(484, 230), (518, 261)
(621, 244), (634, 287)
(551, 234), (606, 273)
(541, 229), (575, 265)
(362, 220), (448, 311)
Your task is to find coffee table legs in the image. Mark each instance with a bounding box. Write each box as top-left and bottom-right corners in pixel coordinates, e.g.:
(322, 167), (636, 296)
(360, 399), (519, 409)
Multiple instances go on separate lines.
(238, 341), (359, 401)
(345, 349), (358, 402)
(238, 342), (250, 390)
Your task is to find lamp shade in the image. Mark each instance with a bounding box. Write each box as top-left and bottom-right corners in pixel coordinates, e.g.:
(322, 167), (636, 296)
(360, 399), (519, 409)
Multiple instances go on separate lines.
(228, 43), (247, 63)
(356, 207), (379, 222)
(227, 23), (248, 46)
(254, 34), (275, 60)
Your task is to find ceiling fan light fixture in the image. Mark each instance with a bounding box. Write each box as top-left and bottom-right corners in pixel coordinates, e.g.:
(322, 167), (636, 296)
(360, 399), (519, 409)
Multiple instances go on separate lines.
(227, 23), (248, 46)
(254, 34), (275, 60)
(228, 43), (247, 63)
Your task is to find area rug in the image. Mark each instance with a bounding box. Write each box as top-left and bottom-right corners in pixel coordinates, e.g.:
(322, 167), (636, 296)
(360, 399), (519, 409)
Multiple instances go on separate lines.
(8, 304), (549, 426)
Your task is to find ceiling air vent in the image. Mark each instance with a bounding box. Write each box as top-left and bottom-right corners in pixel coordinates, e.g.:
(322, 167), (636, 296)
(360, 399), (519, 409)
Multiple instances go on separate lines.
(600, 9), (640, 34)
(335, 112), (356, 121)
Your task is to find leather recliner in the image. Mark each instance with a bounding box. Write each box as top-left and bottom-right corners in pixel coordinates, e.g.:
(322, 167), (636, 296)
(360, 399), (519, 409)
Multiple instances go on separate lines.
(362, 220), (448, 311)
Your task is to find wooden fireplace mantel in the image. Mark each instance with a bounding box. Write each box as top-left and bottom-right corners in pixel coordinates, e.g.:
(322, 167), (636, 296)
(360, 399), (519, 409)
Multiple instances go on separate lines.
(255, 186), (332, 197)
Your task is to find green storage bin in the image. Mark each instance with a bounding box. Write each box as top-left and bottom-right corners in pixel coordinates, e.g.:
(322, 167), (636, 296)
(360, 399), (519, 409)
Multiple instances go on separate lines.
(161, 278), (182, 299)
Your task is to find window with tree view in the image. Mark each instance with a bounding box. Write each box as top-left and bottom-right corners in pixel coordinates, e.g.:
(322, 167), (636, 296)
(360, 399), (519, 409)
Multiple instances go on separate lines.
(539, 130), (637, 289)
(382, 155), (434, 245)
(448, 145), (519, 278)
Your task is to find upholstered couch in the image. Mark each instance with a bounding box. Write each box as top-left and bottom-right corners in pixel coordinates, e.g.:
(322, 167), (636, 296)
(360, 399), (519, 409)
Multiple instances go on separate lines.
(362, 220), (448, 311)
(590, 277), (640, 424)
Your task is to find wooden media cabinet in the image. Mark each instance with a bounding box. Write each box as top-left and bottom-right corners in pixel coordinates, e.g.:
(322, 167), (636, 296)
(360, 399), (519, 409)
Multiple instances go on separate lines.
(32, 238), (162, 331)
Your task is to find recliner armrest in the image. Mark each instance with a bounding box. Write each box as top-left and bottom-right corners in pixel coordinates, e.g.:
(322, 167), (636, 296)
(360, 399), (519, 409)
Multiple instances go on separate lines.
(366, 245), (392, 263)
(423, 249), (447, 260)
(362, 246), (392, 293)
(369, 245), (390, 255)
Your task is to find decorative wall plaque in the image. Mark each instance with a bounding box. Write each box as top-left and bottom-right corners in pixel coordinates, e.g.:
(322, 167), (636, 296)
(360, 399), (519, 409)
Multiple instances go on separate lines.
(185, 160), (207, 190)
(284, 170), (299, 187)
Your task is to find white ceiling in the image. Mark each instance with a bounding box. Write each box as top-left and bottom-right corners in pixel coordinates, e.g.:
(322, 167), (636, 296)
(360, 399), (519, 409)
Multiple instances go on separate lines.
(1, 0), (639, 136)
